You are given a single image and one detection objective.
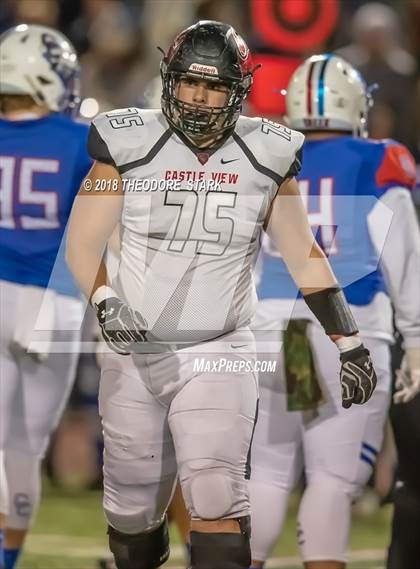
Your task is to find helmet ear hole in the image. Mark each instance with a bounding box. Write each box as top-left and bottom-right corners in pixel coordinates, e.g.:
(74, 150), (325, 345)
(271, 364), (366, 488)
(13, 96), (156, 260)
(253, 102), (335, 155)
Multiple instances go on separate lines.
(37, 76), (53, 85)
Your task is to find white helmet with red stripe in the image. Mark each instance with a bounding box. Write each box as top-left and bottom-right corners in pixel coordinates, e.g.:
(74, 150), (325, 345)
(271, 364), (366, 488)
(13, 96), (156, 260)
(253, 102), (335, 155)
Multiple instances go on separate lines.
(286, 54), (371, 137)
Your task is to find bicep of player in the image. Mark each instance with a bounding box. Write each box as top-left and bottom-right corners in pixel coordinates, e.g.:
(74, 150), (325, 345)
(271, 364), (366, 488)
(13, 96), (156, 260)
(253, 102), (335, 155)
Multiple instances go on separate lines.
(68, 161), (123, 249)
(368, 187), (420, 343)
(66, 161), (123, 298)
(265, 176), (337, 293)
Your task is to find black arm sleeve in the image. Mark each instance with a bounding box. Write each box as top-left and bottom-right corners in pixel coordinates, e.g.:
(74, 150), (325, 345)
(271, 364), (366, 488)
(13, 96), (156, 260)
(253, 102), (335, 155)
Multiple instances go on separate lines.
(303, 287), (359, 336)
(87, 124), (116, 167)
(284, 145), (303, 179)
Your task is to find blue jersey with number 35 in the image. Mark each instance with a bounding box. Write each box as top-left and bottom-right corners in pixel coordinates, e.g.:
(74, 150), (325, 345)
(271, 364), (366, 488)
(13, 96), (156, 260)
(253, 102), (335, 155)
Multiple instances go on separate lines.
(258, 135), (417, 305)
(0, 114), (92, 296)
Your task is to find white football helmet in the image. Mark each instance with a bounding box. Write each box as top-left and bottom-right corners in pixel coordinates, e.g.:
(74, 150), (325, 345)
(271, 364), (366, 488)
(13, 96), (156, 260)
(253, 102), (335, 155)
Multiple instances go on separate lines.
(0, 24), (80, 114)
(286, 54), (372, 137)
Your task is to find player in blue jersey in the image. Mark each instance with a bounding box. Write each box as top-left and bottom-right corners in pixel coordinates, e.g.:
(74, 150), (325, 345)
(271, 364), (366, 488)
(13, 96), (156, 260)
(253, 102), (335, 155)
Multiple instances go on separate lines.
(0, 24), (91, 569)
(249, 55), (420, 569)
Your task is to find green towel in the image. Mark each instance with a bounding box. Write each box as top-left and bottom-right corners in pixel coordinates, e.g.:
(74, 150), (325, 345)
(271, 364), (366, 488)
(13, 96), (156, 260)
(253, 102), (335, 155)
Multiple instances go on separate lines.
(283, 319), (325, 411)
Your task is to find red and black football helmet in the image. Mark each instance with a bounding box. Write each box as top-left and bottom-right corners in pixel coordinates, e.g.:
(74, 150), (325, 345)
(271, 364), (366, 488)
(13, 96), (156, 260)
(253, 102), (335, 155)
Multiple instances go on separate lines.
(160, 21), (255, 142)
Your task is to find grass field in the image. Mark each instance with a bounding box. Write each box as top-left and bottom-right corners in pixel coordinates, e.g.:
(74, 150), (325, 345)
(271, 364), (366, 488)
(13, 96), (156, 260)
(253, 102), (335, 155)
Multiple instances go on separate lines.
(19, 482), (392, 569)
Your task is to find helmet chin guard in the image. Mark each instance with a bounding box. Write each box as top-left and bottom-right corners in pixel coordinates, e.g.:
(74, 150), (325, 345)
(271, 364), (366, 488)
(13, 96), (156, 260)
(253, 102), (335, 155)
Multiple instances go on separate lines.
(160, 21), (255, 144)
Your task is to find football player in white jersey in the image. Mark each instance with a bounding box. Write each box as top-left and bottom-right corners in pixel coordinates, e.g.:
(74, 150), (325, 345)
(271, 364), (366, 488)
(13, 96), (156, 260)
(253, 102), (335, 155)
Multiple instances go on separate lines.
(0, 25), (91, 569)
(249, 55), (420, 569)
(67, 23), (378, 569)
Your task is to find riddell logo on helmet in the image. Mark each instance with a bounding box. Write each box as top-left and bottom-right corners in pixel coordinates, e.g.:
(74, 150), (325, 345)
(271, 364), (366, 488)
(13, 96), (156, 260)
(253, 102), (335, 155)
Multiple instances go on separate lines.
(189, 63), (218, 75)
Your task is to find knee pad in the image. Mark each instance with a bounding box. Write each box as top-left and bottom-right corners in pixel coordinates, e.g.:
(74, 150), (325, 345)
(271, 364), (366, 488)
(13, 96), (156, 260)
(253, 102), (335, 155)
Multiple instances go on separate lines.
(104, 479), (174, 536)
(108, 518), (169, 569)
(104, 506), (162, 536)
(191, 516), (251, 569)
(298, 473), (356, 562)
(184, 468), (246, 520)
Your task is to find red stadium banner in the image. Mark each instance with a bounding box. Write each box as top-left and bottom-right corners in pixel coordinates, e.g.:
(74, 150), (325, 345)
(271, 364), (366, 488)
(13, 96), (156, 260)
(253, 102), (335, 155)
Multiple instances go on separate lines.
(249, 54), (302, 117)
(251, 0), (339, 52)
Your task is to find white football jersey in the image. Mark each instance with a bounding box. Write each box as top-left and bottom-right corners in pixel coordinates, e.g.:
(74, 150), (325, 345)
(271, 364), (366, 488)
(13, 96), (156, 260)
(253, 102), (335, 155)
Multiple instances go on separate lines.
(89, 108), (304, 345)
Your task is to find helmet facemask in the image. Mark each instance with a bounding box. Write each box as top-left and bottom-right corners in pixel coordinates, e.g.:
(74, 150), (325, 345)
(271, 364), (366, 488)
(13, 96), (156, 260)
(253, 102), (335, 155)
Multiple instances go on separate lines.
(40, 30), (81, 115)
(57, 67), (81, 116)
(161, 69), (250, 143)
(355, 86), (374, 138)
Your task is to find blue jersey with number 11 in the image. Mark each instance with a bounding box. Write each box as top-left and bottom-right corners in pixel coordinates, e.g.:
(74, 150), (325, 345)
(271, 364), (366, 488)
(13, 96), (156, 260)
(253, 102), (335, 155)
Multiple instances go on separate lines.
(0, 114), (92, 296)
(258, 136), (417, 305)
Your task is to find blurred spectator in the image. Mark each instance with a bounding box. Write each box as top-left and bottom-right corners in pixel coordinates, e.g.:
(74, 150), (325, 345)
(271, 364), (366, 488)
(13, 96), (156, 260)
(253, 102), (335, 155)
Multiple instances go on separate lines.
(10, 0), (60, 27)
(80, 0), (148, 112)
(143, 75), (162, 108)
(339, 2), (417, 76)
(336, 2), (418, 158)
(65, 0), (143, 56)
(141, 0), (199, 74)
(0, 1), (14, 34)
(196, 0), (248, 35)
(65, 0), (109, 55)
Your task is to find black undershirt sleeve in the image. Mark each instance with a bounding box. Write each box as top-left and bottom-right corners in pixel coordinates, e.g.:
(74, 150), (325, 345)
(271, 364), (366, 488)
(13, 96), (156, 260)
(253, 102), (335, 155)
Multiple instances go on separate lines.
(303, 287), (359, 336)
(284, 145), (303, 179)
(87, 123), (116, 167)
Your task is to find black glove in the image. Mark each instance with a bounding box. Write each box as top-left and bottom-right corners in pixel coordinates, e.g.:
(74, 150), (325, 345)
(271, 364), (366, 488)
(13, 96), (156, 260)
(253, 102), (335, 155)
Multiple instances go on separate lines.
(94, 296), (148, 355)
(340, 344), (377, 409)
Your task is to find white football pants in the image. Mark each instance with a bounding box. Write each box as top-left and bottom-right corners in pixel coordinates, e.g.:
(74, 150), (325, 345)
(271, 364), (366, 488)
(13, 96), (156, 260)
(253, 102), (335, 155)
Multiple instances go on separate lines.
(0, 279), (82, 529)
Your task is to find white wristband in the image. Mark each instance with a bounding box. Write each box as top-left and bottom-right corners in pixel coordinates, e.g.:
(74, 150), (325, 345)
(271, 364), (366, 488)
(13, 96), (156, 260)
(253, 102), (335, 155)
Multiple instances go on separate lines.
(335, 335), (362, 353)
(91, 285), (117, 307)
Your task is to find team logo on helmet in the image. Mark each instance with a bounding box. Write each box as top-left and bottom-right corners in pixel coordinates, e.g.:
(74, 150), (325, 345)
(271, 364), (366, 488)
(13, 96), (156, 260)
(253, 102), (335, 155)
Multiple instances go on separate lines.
(41, 32), (75, 85)
(229, 29), (249, 60)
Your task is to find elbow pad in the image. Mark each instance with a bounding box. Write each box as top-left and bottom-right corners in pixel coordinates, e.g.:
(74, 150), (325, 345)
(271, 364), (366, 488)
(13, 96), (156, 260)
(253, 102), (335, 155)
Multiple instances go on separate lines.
(303, 287), (359, 336)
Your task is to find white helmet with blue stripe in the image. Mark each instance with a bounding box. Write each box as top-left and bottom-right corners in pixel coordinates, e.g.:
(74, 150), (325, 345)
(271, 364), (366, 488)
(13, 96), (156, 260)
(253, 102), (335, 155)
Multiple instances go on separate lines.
(0, 24), (80, 115)
(286, 54), (372, 137)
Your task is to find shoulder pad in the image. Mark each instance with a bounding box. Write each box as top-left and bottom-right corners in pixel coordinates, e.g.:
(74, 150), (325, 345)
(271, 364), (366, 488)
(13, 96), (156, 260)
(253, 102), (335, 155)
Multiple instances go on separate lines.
(234, 116), (304, 185)
(375, 140), (416, 190)
(88, 108), (167, 169)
